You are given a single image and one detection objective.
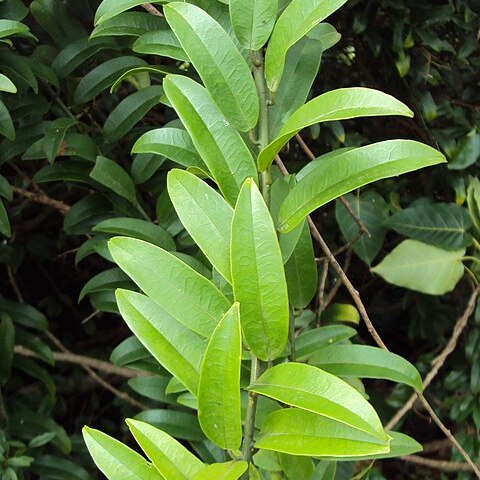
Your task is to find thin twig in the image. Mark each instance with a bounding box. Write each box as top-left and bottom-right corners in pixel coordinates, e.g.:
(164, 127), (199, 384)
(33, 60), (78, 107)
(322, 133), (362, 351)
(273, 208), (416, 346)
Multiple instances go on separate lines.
(316, 259), (329, 325)
(142, 3), (163, 16)
(401, 455), (480, 472)
(386, 285), (480, 430)
(316, 230), (363, 261)
(322, 249), (353, 312)
(12, 186), (70, 215)
(6, 266), (24, 303)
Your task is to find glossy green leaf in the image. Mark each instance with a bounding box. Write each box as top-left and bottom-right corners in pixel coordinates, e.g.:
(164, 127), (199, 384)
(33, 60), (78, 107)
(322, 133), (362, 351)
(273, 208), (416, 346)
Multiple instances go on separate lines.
(0, 51), (38, 93)
(128, 376), (171, 402)
(0, 315), (14, 384)
(82, 427), (162, 480)
(132, 127), (205, 169)
(0, 175), (12, 201)
(0, 299), (48, 331)
(103, 86), (163, 143)
(95, 0), (165, 25)
(127, 419), (204, 480)
(265, 0), (348, 92)
(229, 0), (277, 50)
(133, 29), (188, 61)
(131, 154), (165, 184)
(295, 325), (357, 361)
(75, 56), (147, 104)
(109, 237), (230, 337)
(61, 133), (99, 162)
(110, 65), (175, 92)
(116, 290), (206, 394)
(448, 132), (480, 171)
(0, 19), (36, 39)
(42, 117), (77, 163)
(163, 75), (257, 204)
(90, 156), (136, 204)
(168, 169), (233, 282)
(310, 345), (423, 391)
(258, 88), (414, 171)
(284, 220), (318, 308)
(0, 100), (14, 141)
(192, 461), (248, 480)
(0, 199), (11, 237)
(255, 408), (390, 457)
(0, 73), (16, 93)
(279, 453), (314, 480)
(372, 239), (465, 295)
(91, 12), (166, 38)
(323, 304), (360, 325)
(198, 304), (242, 449)
(336, 192), (389, 265)
(94, 217), (175, 251)
(279, 140), (447, 232)
(251, 363), (387, 441)
(385, 203), (473, 250)
(164, 2), (258, 131)
(79, 268), (131, 302)
(231, 179), (289, 361)
(467, 176), (480, 234)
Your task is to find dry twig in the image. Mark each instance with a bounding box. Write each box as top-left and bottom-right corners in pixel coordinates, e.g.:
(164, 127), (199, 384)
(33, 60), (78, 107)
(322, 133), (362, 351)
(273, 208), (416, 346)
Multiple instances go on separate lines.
(142, 3), (163, 16)
(402, 455), (480, 473)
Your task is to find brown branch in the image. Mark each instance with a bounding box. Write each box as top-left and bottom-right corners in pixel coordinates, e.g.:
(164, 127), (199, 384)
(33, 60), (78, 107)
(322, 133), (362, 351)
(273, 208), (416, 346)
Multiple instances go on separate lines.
(322, 249), (353, 312)
(12, 186), (70, 215)
(386, 285), (480, 430)
(142, 3), (163, 16)
(401, 455), (480, 472)
(316, 259), (329, 325)
(6, 266), (24, 303)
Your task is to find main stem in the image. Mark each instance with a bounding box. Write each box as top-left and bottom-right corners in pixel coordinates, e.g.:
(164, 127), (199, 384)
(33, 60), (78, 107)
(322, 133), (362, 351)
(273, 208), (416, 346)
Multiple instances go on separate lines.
(241, 49), (271, 478)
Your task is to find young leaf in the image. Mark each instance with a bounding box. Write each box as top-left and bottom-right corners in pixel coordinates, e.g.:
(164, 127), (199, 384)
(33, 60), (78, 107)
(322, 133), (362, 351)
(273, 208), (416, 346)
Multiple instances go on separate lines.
(279, 140), (447, 232)
(94, 0), (164, 25)
(132, 127), (205, 169)
(90, 156), (136, 204)
(127, 419), (204, 480)
(265, 0), (349, 92)
(258, 88), (414, 171)
(168, 169), (233, 282)
(284, 220), (318, 308)
(109, 237), (230, 337)
(310, 345), (423, 391)
(198, 303), (242, 450)
(250, 363), (387, 441)
(133, 30), (188, 61)
(116, 290), (206, 395)
(371, 240), (465, 295)
(255, 409), (390, 457)
(231, 179), (289, 361)
(103, 85), (164, 143)
(164, 2), (259, 131)
(82, 427), (162, 480)
(229, 0), (277, 51)
(192, 461), (248, 480)
(335, 192), (389, 265)
(385, 203), (473, 250)
(163, 75), (257, 204)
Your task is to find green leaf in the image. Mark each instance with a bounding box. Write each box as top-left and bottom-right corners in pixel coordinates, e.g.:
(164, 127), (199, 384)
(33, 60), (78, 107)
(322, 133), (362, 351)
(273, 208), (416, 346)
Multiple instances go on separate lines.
(163, 75), (257, 204)
(95, 0), (165, 25)
(78, 268), (131, 302)
(448, 132), (480, 171)
(251, 363), (387, 441)
(371, 239), (465, 295)
(0, 100), (14, 141)
(255, 408), (390, 457)
(336, 192), (389, 265)
(231, 179), (289, 361)
(322, 304), (360, 325)
(128, 376), (172, 402)
(385, 203), (473, 250)
(82, 427), (162, 480)
(109, 237), (230, 337)
(133, 29), (188, 61)
(42, 117), (77, 163)
(295, 325), (357, 361)
(467, 176), (480, 234)
(0, 199), (11, 237)
(229, 0), (277, 50)
(75, 56), (147, 104)
(91, 12), (166, 39)
(198, 303), (242, 449)
(164, 2), (258, 131)
(90, 156), (136, 204)
(132, 127), (205, 169)
(0, 175), (12, 201)
(110, 65), (175, 92)
(0, 315), (14, 384)
(0, 299), (48, 330)
(0, 73), (16, 93)
(94, 217), (175, 251)
(258, 88), (414, 171)
(265, 0), (348, 92)
(116, 290), (206, 395)
(279, 140), (447, 232)
(168, 169), (233, 282)
(284, 220), (317, 308)
(279, 453), (314, 480)
(310, 345), (423, 391)
(192, 461), (248, 480)
(103, 86), (163, 143)
(127, 419), (204, 480)
(0, 19), (36, 39)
